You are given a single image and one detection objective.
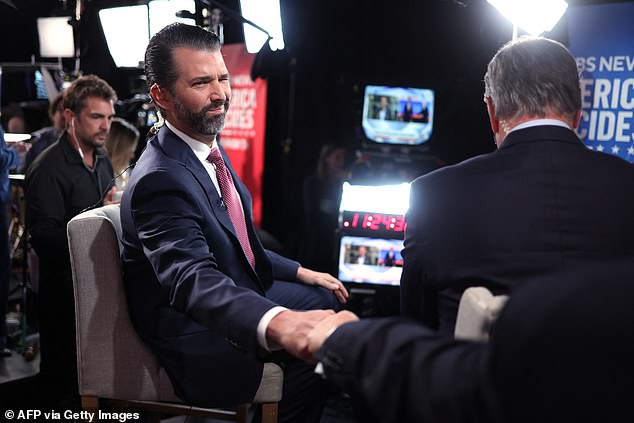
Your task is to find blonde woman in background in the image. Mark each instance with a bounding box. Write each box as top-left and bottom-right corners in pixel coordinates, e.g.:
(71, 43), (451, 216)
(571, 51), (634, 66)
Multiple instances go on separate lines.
(105, 117), (139, 191)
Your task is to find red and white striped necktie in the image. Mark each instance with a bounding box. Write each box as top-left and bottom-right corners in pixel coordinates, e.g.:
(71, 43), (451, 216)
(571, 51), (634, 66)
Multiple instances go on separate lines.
(207, 147), (256, 268)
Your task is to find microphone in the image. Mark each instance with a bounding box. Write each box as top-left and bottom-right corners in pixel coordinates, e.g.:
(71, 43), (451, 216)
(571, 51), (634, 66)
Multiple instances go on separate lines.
(79, 163), (135, 214)
(175, 10), (196, 19)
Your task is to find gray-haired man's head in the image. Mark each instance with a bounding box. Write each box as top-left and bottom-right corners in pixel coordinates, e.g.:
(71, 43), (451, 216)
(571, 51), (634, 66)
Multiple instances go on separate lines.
(484, 37), (581, 122)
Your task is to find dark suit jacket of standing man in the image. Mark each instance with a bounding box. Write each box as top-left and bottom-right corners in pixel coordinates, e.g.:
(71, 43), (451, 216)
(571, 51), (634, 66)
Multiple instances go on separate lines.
(401, 123), (634, 334)
(121, 126), (299, 406)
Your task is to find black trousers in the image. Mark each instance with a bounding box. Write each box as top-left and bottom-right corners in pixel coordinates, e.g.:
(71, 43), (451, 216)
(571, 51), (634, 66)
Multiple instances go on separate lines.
(0, 203), (9, 347)
(36, 268), (79, 409)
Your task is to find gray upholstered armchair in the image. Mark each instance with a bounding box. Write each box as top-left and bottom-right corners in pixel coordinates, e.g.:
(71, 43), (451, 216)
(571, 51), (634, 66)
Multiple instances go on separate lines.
(67, 204), (282, 423)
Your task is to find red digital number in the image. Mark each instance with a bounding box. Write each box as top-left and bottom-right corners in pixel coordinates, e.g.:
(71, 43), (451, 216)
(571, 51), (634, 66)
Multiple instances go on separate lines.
(362, 213), (372, 229)
(393, 216), (405, 232)
(381, 214), (391, 230)
(355, 213), (405, 232)
(351, 213), (359, 228)
(371, 214), (381, 230)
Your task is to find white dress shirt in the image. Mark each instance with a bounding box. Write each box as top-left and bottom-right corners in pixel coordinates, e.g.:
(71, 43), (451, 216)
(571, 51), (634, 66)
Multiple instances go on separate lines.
(508, 118), (571, 133)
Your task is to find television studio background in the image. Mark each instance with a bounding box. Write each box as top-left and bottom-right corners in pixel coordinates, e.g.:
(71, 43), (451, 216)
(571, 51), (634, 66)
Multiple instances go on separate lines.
(2, 0), (633, 303)
(1, 0), (633, 315)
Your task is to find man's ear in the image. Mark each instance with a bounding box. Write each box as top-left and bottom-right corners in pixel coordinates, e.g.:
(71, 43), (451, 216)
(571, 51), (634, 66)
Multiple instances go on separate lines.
(485, 96), (500, 134)
(572, 110), (582, 129)
(63, 109), (75, 128)
(150, 83), (170, 113)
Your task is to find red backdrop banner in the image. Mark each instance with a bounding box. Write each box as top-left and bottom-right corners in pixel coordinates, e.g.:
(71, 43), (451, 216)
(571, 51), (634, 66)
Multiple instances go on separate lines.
(221, 43), (267, 227)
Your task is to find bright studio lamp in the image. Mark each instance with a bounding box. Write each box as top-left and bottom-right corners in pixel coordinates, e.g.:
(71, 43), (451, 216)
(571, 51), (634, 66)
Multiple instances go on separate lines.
(99, 5), (149, 68)
(99, 0), (195, 68)
(239, 0), (285, 53)
(339, 182), (411, 215)
(487, 0), (568, 38)
(37, 17), (75, 58)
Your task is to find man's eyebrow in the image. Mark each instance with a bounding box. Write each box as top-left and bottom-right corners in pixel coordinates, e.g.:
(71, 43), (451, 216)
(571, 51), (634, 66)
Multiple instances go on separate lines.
(188, 73), (230, 83)
(88, 112), (111, 117)
(189, 76), (213, 83)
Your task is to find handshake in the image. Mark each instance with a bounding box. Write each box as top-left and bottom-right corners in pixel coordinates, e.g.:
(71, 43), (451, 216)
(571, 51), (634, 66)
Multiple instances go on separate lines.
(266, 309), (360, 362)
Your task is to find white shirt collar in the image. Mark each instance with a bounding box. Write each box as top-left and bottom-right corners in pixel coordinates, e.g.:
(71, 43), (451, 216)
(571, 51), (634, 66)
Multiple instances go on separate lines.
(165, 120), (218, 163)
(509, 118), (571, 133)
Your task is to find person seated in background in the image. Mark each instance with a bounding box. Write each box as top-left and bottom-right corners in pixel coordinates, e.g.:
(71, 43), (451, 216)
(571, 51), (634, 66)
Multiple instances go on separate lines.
(209, 7), (224, 44)
(7, 114), (26, 134)
(121, 23), (348, 421)
(299, 144), (348, 272)
(400, 36), (634, 335)
(22, 92), (65, 173)
(104, 117), (139, 191)
(307, 257), (634, 423)
(25, 75), (118, 408)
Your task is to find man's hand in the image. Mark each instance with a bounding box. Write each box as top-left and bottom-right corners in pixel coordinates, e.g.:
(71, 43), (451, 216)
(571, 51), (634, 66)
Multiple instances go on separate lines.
(13, 141), (30, 155)
(307, 310), (359, 357)
(266, 309), (335, 361)
(13, 141), (30, 164)
(103, 186), (119, 205)
(296, 267), (349, 304)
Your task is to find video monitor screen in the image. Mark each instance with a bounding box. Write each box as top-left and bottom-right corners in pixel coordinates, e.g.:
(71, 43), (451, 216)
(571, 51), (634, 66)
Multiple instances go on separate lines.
(338, 235), (404, 286)
(362, 85), (435, 145)
(1, 69), (49, 106)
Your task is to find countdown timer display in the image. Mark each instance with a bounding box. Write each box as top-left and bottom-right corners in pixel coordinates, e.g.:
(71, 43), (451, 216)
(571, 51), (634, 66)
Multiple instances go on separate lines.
(341, 211), (406, 232)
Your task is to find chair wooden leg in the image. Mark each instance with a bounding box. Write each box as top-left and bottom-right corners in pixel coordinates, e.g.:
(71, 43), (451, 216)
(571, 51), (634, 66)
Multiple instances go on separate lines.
(261, 402), (278, 423)
(236, 404), (250, 423)
(81, 396), (98, 410)
(80, 396), (99, 422)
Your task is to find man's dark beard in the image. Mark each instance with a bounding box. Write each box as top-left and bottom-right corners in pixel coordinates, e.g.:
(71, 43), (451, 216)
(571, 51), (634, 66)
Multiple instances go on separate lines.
(173, 97), (229, 136)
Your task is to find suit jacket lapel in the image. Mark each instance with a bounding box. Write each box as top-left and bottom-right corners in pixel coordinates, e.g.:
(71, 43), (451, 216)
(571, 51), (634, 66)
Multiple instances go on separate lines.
(157, 126), (238, 241)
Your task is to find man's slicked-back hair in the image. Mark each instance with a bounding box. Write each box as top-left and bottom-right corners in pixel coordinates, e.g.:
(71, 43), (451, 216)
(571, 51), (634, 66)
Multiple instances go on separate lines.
(63, 74), (117, 115)
(484, 36), (581, 121)
(145, 23), (221, 94)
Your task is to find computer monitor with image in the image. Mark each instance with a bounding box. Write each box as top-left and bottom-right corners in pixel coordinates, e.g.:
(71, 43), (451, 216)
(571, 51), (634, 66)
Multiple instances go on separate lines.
(337, 235), (404, 286)
(361, 85), (435, 146)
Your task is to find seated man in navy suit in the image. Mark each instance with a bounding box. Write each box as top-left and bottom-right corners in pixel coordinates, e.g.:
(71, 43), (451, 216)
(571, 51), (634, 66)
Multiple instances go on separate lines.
(120, 23), (348, 422)
(400, 36), (634, 334)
